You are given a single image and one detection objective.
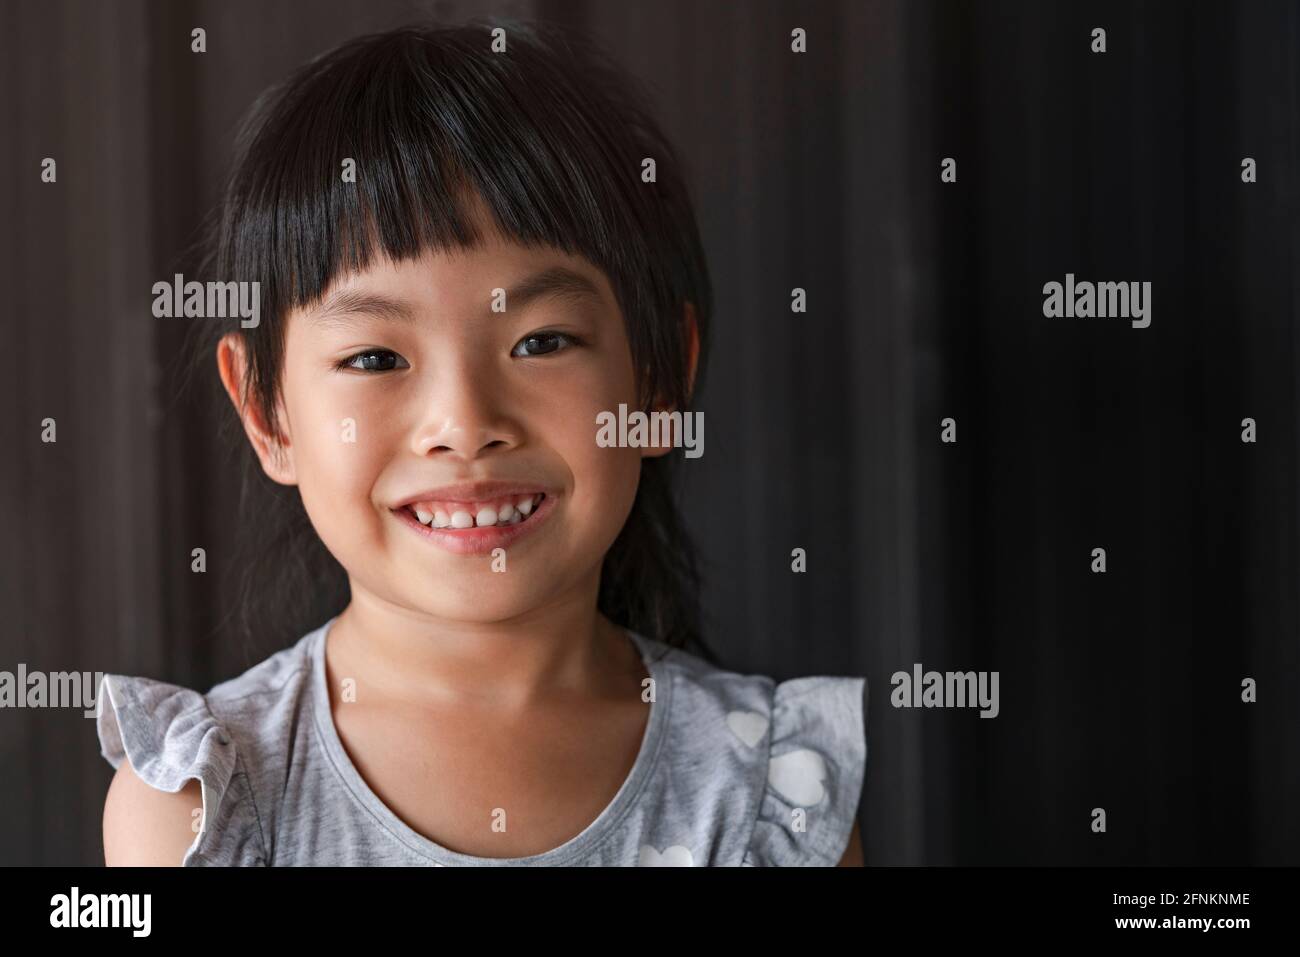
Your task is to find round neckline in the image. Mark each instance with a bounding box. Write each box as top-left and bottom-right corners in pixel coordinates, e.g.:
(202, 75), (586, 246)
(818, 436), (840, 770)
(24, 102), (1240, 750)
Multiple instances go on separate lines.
(309, 615), (672, 866)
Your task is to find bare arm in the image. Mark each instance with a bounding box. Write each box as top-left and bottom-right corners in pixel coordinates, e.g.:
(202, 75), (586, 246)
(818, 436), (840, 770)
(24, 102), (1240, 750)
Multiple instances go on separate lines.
(102, 760), (204, 866)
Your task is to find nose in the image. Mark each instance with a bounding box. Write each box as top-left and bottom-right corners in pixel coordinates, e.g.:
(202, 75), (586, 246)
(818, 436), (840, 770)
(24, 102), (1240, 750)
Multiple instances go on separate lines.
(411, 360), (522, 459)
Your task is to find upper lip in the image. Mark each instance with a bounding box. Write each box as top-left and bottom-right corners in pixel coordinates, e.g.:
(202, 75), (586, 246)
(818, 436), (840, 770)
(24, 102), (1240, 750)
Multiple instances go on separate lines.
(392, 480), (552, 508)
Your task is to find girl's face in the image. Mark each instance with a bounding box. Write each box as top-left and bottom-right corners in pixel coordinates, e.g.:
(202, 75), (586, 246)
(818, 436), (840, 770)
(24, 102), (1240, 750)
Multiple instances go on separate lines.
(225, 219), (670, 625)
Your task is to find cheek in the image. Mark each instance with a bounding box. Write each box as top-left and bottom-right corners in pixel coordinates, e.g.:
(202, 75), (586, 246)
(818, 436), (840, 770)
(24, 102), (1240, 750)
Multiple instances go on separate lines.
(540, 354), (643, 541)
(280, 363), (398, 541)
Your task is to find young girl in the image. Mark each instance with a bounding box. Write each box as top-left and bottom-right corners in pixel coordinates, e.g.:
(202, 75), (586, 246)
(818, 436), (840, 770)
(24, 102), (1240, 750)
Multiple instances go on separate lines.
(96, 18), (868, 867)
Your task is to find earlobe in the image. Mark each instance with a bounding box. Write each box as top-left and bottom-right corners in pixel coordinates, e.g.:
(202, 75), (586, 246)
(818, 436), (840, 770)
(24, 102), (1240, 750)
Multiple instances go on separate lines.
(215, 334), (297, 485)
(638, 439), (675, 461)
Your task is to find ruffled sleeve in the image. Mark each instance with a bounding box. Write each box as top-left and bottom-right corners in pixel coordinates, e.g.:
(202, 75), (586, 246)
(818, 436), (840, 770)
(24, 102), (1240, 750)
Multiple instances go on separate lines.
(96, 673), (267, 866)
(742, 675), (868, 866)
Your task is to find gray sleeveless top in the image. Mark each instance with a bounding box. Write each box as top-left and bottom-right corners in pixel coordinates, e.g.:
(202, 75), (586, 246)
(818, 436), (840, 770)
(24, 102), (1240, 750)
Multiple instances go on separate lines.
(95, 618), (868, 866)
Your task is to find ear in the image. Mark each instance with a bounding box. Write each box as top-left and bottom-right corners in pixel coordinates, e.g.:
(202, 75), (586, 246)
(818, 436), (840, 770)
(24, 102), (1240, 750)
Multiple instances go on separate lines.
(216, 333), (297, 485)
(640, 300), (701, 461)
(684, 300), (700, 401)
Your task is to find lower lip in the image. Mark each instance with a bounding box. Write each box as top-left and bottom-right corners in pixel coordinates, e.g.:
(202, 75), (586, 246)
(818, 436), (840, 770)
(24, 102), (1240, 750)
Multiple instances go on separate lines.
(392, 494), (557, 555)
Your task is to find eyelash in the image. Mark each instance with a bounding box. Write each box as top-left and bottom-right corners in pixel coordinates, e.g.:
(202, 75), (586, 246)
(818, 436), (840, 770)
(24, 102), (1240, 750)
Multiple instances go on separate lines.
(335, 350), (408, 373)
(511, 330), (582, 358)
(335, 332), (583, 373)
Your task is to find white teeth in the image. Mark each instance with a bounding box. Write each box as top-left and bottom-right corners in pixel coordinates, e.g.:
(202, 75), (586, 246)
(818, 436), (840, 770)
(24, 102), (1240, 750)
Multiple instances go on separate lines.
(415, 496), (542, 530)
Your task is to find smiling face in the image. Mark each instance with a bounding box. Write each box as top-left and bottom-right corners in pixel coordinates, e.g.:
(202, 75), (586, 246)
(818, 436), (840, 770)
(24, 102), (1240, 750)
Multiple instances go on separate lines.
(220, 212), (671, 626)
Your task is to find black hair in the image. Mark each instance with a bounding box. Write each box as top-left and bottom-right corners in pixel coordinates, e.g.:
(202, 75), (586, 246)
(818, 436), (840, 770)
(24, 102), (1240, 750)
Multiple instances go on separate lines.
(192, 17), (718, 665)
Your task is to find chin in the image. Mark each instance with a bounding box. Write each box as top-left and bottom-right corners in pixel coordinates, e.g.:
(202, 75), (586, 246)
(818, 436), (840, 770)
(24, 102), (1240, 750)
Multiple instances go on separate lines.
(421, 600), (543, 625)
(412, 581), (559, 624)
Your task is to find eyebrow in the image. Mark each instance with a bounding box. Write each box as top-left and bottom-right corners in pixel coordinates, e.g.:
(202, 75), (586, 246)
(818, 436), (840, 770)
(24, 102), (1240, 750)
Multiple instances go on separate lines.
(503, 266), (604, 312)
(312, 291), (417, 326)
(310, 266), (604, 326)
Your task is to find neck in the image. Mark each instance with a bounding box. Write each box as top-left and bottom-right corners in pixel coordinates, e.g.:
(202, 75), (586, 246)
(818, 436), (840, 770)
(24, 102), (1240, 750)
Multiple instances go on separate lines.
(326, 569), (636, 712)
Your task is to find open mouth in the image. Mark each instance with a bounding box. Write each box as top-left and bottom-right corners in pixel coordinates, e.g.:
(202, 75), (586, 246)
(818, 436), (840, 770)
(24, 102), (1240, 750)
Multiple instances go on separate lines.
(402, 492), (547, 530)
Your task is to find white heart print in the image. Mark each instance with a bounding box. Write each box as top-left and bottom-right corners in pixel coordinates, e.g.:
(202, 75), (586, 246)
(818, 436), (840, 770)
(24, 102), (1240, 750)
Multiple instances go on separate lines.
(638, 844), (695, 866)
(768, 748), (829, 806)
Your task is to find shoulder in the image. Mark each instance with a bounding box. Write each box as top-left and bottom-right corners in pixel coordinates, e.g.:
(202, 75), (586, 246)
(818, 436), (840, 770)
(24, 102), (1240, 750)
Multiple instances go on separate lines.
(632, 634), (869, 867)
(96, 623), (325, 866)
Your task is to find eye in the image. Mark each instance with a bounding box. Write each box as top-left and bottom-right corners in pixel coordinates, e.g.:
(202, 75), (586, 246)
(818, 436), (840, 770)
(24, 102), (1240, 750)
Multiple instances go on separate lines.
(511, 331), (581, 358)
(337, 349), (409, 372)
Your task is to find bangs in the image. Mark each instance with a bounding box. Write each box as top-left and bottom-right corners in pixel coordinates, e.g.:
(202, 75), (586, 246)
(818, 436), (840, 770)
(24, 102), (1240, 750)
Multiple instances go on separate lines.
(215, 19), (707, 414)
